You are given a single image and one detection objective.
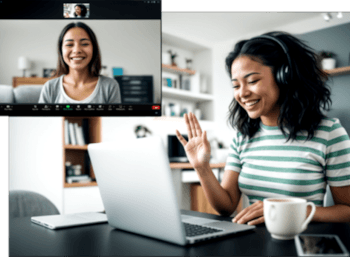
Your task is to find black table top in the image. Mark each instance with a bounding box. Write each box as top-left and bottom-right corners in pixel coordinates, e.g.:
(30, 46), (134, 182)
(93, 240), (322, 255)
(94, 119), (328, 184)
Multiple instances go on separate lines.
(9, 210), (350, 256)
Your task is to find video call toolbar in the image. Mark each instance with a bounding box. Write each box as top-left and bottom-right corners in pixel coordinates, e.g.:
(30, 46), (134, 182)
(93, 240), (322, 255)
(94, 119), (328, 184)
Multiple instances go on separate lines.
(0, 104), (161, 116)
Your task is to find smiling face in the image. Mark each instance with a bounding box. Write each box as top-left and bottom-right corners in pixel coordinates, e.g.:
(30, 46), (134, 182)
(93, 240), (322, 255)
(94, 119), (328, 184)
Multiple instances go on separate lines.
(62, 27), (93, 73)
(75, 6), (82, 16)
(231, 55), (280, 126)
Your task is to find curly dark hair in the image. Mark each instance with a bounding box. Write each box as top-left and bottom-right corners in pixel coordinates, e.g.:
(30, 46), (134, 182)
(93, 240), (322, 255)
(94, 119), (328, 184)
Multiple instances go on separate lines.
(74, 4), (87, 17)
(55, 22), (101, 77)
(225, 31), (332, 141)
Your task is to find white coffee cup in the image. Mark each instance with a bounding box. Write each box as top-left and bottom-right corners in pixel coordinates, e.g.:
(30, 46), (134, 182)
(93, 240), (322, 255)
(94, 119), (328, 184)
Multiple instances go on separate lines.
(263, 198), (316, 240)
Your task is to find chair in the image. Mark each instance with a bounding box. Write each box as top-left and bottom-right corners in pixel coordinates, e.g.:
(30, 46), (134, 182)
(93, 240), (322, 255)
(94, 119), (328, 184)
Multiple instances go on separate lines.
(9, 190), (59, 218)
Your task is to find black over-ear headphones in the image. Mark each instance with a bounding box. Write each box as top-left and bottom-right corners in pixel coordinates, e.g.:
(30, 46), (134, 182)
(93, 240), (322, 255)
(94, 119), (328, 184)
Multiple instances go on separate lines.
(241, 35), (293, 86)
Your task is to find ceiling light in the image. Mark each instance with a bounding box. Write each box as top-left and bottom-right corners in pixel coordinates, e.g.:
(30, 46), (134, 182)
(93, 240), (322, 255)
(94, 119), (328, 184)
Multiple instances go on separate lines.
(337, 12), (343, 19)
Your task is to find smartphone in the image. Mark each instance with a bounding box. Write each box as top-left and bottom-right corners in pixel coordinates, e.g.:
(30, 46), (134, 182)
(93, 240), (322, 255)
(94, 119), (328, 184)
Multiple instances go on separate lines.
(295, 234), (349, 256)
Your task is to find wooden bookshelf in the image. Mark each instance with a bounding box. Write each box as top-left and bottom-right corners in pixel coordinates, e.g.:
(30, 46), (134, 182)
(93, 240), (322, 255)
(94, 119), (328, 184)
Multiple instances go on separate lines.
(12, 76), (51, 88)
(64, 145), (88, 150)
(64, 181), (98, 188)
(63, 117), (101, 188)
(326, 66), (350, 76)
(162, 64), (196, 75)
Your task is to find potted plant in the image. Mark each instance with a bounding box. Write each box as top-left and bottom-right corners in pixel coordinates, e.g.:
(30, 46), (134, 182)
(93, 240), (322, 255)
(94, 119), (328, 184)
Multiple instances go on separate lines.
(319, 51), (337, 70)
(168, 50), (178, 67)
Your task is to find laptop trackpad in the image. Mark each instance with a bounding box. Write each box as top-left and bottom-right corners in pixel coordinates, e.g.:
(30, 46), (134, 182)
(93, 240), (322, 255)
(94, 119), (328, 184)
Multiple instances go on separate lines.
(205, 221), (253, 230)
(181, 215), (220, 225)
(181, 215), (255, 232)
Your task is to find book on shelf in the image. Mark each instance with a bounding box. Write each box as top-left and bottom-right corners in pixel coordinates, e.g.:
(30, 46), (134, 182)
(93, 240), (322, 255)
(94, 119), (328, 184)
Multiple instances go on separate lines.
(67, 174), (89, 179)
(166, 78), (172, 87)
(82, 119), (90, 144)
(74, 123), (85, 146)
(67, 178), (92, 183)
(68, 122), (77, 145)
(64, 119), (70, 145)
(66, 174), (92, 183)
(78, 125), (86, 145)
(65, 119), (89, 146)
(84, 151), (91, 177)
(162, 77), (180, 89)
(181, 76), (191, 90)
(172, 78), (179, 89)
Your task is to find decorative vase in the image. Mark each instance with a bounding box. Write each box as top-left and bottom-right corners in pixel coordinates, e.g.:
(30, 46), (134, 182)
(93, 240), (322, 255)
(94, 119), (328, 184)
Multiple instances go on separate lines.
(321, 58), (336, 70)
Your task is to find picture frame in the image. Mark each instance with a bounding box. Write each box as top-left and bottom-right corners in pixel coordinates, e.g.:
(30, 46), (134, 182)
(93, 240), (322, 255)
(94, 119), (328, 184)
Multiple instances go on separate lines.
(43, 68), (56, 78)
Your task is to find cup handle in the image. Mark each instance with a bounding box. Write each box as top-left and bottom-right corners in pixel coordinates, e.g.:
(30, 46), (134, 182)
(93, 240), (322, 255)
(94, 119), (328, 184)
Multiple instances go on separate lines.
(301, 202), (316, 231)
(269, 204), (276, 221)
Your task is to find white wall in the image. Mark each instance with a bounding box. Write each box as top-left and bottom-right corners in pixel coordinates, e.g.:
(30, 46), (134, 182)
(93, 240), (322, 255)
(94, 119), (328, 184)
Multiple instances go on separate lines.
(9, 117), (64, 213)
(0, 20), (161, 103)
(193, 49), (213, 121)
(101, 117), (216, 151)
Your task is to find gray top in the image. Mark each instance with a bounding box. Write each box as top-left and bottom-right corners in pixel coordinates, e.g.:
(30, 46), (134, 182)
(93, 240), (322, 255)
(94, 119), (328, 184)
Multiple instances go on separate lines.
(38, 75), (121, 104)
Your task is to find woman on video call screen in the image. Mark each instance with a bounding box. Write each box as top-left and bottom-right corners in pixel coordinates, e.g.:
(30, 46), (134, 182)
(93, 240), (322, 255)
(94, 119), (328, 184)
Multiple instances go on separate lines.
(38, 22), (121, 104)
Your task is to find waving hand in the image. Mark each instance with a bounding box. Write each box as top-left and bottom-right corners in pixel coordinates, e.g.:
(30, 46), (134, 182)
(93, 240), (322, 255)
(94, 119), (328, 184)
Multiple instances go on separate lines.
(176, 112), (211, 169)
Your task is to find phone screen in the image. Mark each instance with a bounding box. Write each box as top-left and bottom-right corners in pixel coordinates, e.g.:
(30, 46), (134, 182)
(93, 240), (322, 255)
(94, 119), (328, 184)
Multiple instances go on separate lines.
(298, 235), (345, 254)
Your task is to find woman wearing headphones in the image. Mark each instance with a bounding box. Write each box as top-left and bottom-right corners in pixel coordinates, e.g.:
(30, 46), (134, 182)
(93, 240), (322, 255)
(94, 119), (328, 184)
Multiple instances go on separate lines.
(74, 4), (88, 18)
(176, 31), (350, 225)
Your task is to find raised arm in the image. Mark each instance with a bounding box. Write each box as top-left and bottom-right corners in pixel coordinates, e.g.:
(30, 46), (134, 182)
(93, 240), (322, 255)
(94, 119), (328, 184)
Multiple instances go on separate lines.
(176, 112), (241, 216)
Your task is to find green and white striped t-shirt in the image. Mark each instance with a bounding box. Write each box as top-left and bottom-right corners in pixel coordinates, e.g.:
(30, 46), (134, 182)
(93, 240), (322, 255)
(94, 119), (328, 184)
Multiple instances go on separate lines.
(225, 118), (350, 207)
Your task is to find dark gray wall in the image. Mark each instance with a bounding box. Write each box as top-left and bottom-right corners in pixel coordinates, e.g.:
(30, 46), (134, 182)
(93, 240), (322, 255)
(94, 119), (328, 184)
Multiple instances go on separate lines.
(297, 23), (350, 134)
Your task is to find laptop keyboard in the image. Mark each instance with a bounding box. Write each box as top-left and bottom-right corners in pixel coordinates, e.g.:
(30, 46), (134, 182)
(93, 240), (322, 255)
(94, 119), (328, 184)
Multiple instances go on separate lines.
(183, 222), (223, 237)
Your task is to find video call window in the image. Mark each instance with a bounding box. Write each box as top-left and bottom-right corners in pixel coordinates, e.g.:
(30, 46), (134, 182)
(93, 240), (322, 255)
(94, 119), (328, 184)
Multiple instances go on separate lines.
(0, 0), (161, 116)
(64, 3), (90, 18)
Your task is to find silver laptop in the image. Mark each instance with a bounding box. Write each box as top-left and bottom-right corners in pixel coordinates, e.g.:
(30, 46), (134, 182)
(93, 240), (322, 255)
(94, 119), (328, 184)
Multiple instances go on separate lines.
(31, 212), (108, 229)
(88, 136), (255, 245)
